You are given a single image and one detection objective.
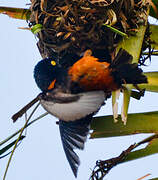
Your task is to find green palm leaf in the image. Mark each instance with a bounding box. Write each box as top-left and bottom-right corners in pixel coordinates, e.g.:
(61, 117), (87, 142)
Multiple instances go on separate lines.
(0, 6), (30, 20)
(91, 111), (158, 138)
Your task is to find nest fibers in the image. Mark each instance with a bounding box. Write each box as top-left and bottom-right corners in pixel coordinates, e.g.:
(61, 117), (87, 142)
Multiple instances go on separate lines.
(29, 0), (149, 63)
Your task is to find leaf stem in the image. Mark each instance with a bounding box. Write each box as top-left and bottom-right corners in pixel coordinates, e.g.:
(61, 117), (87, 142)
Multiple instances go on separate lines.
(103, 24), (128, 37)
(0, 112), (48, 147)
(3, 103), (40, 180)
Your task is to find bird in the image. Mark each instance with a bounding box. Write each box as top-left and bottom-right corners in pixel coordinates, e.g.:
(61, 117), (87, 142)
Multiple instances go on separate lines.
(33, 48), (147, 177)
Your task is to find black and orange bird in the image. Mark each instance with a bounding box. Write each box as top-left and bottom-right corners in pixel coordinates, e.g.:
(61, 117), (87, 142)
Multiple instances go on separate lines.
(33, 49), (147, 177)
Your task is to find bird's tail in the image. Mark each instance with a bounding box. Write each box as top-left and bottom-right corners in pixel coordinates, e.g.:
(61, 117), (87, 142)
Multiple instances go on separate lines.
(111, 49), (148, 86)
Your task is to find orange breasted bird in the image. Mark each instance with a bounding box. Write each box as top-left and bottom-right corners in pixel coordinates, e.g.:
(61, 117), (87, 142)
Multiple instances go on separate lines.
(33, 49), (147, 177)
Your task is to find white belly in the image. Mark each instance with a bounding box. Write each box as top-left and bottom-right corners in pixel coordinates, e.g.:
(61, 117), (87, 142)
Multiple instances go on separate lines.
(40, 91), (105, 121)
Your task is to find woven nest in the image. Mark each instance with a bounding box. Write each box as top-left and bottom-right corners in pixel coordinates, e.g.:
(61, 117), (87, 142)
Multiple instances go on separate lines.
(29, 0), (149, 66)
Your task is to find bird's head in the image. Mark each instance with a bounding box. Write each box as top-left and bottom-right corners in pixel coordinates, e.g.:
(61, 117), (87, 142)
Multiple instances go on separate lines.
(34, 58), (62, 92)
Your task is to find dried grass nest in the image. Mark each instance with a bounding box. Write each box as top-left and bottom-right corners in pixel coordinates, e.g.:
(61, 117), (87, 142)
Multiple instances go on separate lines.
(29, 0), (149, 65)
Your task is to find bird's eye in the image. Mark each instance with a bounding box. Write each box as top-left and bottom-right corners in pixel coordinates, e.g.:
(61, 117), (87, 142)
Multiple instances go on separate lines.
(51, 60), (56, 66)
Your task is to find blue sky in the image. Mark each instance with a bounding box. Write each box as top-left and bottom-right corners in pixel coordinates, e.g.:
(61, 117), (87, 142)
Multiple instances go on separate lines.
(0, 1), (158, 180)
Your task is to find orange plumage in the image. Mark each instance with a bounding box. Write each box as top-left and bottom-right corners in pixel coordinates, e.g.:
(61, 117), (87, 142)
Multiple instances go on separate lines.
(33, 48), (147, 177)
(68, 50), (118, 92)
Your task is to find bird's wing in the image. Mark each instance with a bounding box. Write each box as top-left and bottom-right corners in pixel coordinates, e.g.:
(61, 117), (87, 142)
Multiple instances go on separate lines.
(40, 91), (106, 121)
(59, 116), (92, 177)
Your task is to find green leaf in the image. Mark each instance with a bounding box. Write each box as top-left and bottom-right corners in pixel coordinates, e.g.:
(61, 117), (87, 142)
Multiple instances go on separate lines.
(0, 136), (25, 156)
(143, 51), (158, 56)
(117, 9), (149, 64)
(91, 111), (158, 138)
(124, 136), (158, 163)
(149, 0), (158, 19)
(114, 9), (149, 125)
(128, 72), (158, 93)
(102, 24), (127, 37)
(150, 25), (158, 50)
(0, 6), (31, 20)
(31, 24), (43, 34)
(0, 112), (48, 147)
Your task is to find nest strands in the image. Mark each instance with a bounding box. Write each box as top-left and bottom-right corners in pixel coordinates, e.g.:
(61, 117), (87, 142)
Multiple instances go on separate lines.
(29, 0), (149, 64)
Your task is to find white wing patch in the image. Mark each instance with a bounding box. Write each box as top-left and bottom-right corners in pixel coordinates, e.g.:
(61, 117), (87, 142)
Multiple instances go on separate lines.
(40, 91), (105, 121)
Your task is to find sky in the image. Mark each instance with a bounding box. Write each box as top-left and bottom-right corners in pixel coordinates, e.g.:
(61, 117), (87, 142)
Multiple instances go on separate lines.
(0, 1), (158, 180)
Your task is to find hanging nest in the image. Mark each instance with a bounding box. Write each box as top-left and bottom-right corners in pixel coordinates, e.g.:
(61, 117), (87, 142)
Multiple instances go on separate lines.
(29, 0), (149, 66)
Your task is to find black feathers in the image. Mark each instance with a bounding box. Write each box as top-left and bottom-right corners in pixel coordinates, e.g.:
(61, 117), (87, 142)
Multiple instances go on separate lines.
(34, 58), (66, 91)
(59, 116), (92, 177)
(111, 49), (148, 86)
(34, 48), (147, 178)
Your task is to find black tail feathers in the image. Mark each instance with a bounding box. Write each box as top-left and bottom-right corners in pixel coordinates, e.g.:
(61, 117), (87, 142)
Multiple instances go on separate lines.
(59, 116), (92, 177)
(111, 49), (148, 85)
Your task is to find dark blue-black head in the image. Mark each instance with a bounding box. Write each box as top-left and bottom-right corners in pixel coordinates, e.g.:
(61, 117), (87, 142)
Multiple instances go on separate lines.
(34, 58), (63, 92)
